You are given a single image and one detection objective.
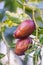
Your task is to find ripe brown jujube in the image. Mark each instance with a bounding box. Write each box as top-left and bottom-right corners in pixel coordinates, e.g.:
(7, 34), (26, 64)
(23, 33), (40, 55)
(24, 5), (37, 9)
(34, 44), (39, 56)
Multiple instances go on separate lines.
(13, 20), (35, 39)
(15, 37), (32, 55)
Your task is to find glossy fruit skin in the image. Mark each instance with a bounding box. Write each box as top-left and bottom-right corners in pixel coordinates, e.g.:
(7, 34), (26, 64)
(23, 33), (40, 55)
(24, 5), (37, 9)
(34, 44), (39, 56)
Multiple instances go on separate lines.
(13, 20), (35, 39)
(15, 37), (32, 55)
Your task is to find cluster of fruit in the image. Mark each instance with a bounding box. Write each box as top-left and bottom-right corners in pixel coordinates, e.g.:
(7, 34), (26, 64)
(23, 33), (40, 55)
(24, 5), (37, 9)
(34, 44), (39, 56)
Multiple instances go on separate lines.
(13, 20), (35, 55)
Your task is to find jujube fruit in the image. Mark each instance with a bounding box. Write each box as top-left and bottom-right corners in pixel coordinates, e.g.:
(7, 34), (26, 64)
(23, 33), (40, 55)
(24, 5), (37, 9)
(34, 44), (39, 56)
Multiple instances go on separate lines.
(13, 20), (35, 39)
(15, 37), (32, 55)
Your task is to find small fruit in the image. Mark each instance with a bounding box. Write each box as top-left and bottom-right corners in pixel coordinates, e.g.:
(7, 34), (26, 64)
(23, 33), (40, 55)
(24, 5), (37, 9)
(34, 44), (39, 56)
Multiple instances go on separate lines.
(15, 37), (32, 55)
(13, 20), (35, 39)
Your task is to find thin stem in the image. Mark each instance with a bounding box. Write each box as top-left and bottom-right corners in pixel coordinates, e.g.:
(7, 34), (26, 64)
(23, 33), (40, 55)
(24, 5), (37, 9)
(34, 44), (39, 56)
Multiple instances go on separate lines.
(32, 9), (38, 39)
(2, 32), (10, 65)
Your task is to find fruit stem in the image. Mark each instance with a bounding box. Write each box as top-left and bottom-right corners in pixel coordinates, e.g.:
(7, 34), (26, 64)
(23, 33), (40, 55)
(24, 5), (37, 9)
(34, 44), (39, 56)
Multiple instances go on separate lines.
(32, 9), (39, 40)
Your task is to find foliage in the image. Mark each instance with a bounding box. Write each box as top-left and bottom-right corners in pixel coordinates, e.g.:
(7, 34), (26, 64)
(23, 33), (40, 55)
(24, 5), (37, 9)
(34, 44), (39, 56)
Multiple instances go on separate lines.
(0, 0), (43, 65)
(39, 34), (43, 45)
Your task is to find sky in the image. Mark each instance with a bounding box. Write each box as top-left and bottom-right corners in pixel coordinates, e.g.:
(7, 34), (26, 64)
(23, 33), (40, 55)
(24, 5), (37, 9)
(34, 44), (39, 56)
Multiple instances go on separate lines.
(0, 1), (4, 9)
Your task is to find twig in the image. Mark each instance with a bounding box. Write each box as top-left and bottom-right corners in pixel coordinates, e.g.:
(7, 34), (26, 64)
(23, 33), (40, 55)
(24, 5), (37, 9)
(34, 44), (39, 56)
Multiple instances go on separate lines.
(32, 9), (39, 39)
(2, 32), (10, 65)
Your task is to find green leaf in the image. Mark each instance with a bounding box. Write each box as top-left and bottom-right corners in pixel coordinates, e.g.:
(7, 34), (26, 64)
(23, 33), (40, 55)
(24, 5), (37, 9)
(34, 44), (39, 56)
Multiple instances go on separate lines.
(25, 47), (34, 54)
(0, 62), (3, 65)
(24, 54), (29, 65)
(33, 48), (41, 65)
(33, 55), (38, 65)
(36, 16), (42, 22)
(6, 14), (21, 24)
(4, 0), (23, 12)
(26, 8), (32, 18)
(9, 43), (16, 48)
(35, 48), (41, 55)
(16, 0), (23, 8)
(0, 53), (5, 59)
(39, 34), (43, 45)
(25, 43), (38, 54)
(38, 28), (43, 36)
(4, 0), (17, 12)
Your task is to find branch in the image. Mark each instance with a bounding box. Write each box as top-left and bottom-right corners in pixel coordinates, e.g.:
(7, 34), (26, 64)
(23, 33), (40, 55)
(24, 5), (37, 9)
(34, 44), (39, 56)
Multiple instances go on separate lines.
(2, 32), (10, 65)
